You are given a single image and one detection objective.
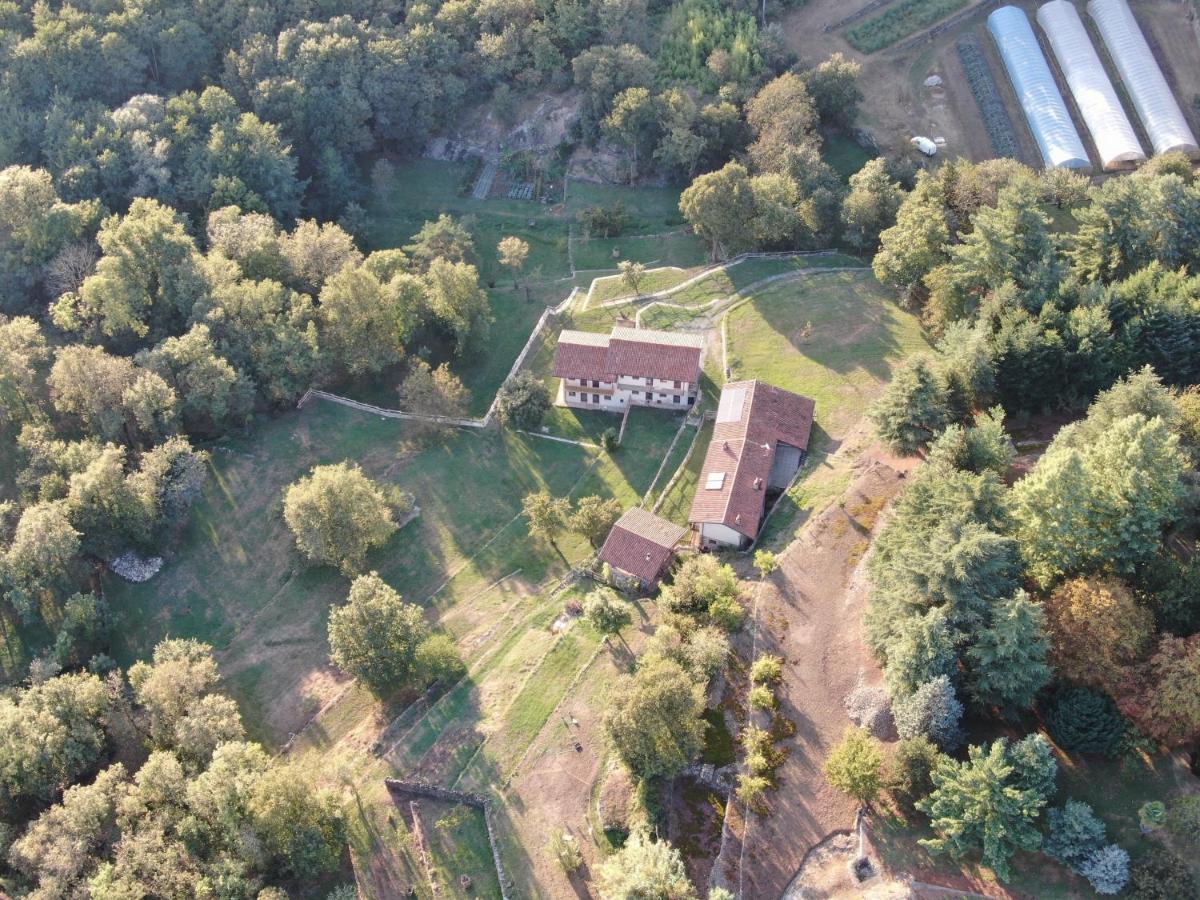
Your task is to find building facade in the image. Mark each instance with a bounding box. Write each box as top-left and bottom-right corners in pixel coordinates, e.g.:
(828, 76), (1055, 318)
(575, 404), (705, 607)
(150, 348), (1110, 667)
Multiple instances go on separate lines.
(553, 327), (704, 412)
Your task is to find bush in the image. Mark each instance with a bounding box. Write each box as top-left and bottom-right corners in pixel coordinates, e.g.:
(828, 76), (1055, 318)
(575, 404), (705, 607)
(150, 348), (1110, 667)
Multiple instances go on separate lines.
(825, 728), (885, 806)
(748, 684), (775, 711)
(890, 735), (941, 804)
(1079, 844), (1130, 895)
(736, 772), (769, 808)
(495, 372), (550, 431)
(549, 829), (583, 872)
(1167, 794), (1200, 844)
(601, 427), (619, 452)
(707, 594), (745, 632)
(1042, 685), (1127, 756)
(749, 655), (783, 685)
(1127, 847), (1198, 899)
(1043, 800), (1106, 870)
(892, 675), (964, 750)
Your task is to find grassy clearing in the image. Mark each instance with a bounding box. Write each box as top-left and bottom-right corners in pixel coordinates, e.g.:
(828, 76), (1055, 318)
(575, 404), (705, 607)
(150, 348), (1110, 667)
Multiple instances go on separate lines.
(822, 132), (877, 181)
(573, 231), (707, 272)
(425, 802), (502, 899)
(587, 266), (696, 306)
(658, 420), (713, 526)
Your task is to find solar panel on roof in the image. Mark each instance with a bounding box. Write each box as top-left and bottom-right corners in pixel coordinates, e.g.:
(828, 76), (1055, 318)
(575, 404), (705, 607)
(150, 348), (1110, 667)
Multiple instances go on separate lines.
(705, 472), (726, 490)
(716, 387), (747, 423)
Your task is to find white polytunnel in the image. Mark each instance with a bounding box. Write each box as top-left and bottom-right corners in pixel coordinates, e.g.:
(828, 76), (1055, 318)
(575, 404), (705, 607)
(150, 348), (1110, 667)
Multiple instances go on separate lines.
(1037, 0), (1145, 170)
(1087, 0), (1199, 158)
(987, 6), (1091, 171)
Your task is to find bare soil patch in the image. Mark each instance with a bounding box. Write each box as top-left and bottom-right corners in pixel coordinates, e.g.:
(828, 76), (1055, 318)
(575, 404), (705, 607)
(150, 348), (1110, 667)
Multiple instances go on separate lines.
(737, 445), (919, 898)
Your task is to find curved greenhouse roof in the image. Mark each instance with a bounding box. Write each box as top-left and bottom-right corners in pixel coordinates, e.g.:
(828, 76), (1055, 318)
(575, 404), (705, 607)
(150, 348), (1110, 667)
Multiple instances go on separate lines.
(987, 6), (1090, 171)
(1037, 1), (1145, 170)
(1087, 0), (1199, 157)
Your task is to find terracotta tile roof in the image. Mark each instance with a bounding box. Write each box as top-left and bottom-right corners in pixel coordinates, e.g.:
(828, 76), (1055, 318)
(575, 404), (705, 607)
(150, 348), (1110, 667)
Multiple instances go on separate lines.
(607, 327), (704, 384)
(689, 381), (816, 540)
(598, 507), (687, 584)
(552, 327), (703, 384)
(553, 331), (611, 382)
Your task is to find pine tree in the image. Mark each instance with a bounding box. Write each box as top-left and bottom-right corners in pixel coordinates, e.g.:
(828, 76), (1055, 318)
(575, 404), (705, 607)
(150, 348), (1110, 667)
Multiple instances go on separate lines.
(967, 590), (1051, 716)
(869, 357), (952, 454)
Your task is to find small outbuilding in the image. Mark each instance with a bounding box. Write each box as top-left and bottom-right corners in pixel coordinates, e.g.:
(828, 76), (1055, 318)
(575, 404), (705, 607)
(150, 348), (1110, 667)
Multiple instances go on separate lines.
(597, 507), (688, 591)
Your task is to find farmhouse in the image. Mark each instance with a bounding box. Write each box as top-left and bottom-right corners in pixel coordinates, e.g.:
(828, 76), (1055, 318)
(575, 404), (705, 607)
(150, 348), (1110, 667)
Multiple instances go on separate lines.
(689, 380), (815, 550)
(597, 507), (688, 591)
(552, 326), (704, 412)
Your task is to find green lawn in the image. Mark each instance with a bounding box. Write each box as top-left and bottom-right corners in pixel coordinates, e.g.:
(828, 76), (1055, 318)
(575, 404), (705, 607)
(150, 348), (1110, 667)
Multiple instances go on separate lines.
(587, 266), (697, 306)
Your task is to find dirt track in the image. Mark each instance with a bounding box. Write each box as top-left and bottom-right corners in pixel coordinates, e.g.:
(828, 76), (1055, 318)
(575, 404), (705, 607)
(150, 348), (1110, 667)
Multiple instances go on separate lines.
(737, 447), (919, 898)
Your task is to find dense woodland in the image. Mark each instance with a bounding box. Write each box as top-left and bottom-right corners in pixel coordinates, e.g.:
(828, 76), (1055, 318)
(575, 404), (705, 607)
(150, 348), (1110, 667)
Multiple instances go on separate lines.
(1, 0), (1200, 895)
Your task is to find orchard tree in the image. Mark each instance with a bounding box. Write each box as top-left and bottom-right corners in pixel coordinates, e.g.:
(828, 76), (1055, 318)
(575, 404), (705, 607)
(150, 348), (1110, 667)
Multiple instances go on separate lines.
(596, 828), (696, 899)
(603, 656), (704, 779)
(328, 573), (435, 696)
(618, 259), (647, 296)
(497, 236), (530, 289)
(825, 728), (884, 807)
(283, 462), (400, 574)
(423, 258), (492, 356)
(583, 587), (634, 637)
(523, 490), (570, 550)
(870, 357), (951, 454)
(568, 495), (622, 548)
(495, 371), (551, 430)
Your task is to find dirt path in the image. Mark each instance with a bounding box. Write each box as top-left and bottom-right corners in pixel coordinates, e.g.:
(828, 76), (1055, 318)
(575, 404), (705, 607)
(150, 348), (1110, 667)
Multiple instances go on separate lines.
(737, 445), (920, 899)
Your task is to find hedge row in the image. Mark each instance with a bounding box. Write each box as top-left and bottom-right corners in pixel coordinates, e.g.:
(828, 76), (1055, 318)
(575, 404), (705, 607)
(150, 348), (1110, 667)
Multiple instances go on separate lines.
(844, 0), (968, 53)
(957, 36), (1020, 159)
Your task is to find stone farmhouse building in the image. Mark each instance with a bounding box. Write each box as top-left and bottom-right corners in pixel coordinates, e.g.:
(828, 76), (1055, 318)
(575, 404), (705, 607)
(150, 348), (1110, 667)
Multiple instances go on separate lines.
(596, 507), (688, 592)
(552, 326), (704, 412)
(689, 380), (815, 550)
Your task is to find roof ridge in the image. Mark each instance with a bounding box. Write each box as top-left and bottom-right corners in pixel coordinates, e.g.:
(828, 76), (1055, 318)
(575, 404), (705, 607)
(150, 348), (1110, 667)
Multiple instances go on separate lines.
(718, 382), (760, 526)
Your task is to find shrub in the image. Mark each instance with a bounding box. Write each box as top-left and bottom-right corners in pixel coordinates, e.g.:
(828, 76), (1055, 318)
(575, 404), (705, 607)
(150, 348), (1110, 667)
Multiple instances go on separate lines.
(890, 735), (941, 804)
(549, 829), (583, 872)
(736, 772), (769, 808)
(1043, 800), (1106, 870)
(749, 655), (783, 685)
(707, 594), (745, 632)
(742, 723), (770, 757)
(892, 675), (964, 750)
(825, 728), (885, 806)
(495, 372), (550, 431)
(1079, 844), (1130, 896)
(1042, 684), (1126, 756)
(1138, 800), (1166, 831)
(748, 684), (775, 711)
(601, 427), (619, 452)
(1127, 847), (1198, 899)
(1167, 794), (1200, 844)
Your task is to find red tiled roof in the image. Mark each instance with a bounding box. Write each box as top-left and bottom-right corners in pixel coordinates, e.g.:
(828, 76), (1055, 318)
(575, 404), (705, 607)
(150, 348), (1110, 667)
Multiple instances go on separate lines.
(553, 332), (610, 382)
(552, 327), (703, 384)
(598, 507), (688, 584)
(689, 381), (815, 539)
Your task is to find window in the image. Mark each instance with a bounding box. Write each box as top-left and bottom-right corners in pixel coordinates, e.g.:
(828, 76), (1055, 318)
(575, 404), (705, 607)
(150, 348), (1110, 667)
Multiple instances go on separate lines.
(593, 394), (600, 403)
(568, 391), (576, 398)
(673, 395), (680, 403)
(645, 391), (652, 400)
(592, 379), (600, 388)
(674, 380), (681, 389)
(705, 472), (726, 490)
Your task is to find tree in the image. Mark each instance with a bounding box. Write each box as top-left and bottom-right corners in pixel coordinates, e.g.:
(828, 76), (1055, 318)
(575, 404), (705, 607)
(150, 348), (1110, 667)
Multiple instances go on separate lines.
(880, 606), (958, 699)
(841, 158), (903, 251)
(752, 549), (778, 579)
(603, 87), (661, 182)
(583, 587), (634, 637)
(404, 214), (476, 269)
(679, 162), (757, 260)
(317, 265), (403, 377)
(1011, 414), (1185, 586)
(603, 656), (704, 779)
(128, 638), (220, 750)
(3, 501), (81, 623)
(661, 554), (739, 619)
(497, 236), (529, 289)
(282, 462), (400, 574)
(803, 53), (862, 128)
(746, 73), (819, 174)
(890, 736), (941, 805)
(0, 673), (110, 808)
(893, 675), (964, 751)
(48, 345), (138, 442)
(249, 762), (345, 880)
(0, 316), (48, 433)
(1127, 847), (1198, 900)
(523, 490), (570, 550)
(966, 591), (1050, 715)
(136, 324), (253, 436)
(1043, 578), (1154, 694)
(569, 495), (622, 548)
(617, 259), (647, 296)
(926, 409), (1013, 476)
(495, 372), (551, 430)
(279, 220), (362, 294)
(397, 359), (470, 441)
(1079, 845), (1130, 896)
(596, 828), (696, 899)
(328, 573), (436, 696)
(870, 357), (952, 454)
(1043, 800), (1106, 870)
(423, 258), (492, 356)
(917, 738), (1052, 882)
(1042, 685), (1127, 756)
(824, 728), (884, 807)
(1117, 634), (1200, 746)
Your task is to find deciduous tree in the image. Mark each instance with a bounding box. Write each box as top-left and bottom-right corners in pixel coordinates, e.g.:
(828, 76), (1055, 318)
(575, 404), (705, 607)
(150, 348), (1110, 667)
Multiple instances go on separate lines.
(283, 462), (400, 574)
